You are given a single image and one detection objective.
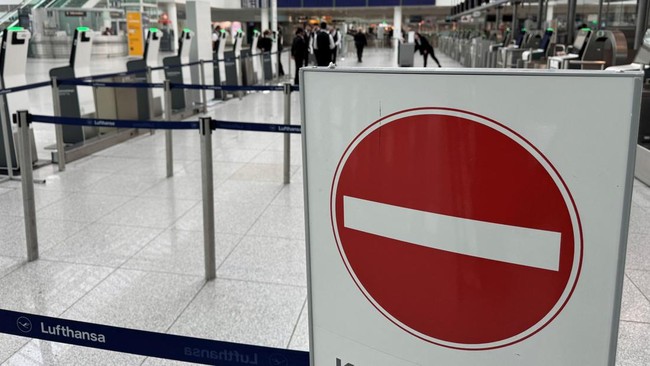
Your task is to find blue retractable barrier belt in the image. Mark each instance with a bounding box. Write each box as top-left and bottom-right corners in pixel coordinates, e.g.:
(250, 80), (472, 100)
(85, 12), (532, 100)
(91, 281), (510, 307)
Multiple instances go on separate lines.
(57, 79), (164, 89)
(30, 114), (199, 130)
(0, 80), (52, 95)
(213, 120), (301, 134)
(0, 309), (309, 366)
(74, 68), (148, 81)
(171, 83), (286, 92)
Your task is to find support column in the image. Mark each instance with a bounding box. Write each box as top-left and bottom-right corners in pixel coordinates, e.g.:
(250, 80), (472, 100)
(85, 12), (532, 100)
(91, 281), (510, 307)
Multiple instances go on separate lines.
(635, 0), (649, 49)
(271, 0), (277, 34)
(496, 6), (502, 31)
(537, 0), (544, 30)
(546, 3), (554, 24)
(567, 0), (577, 44)
(261, 1), (269, 32)
(597, 0), (604, 29)
(167, 2), (178, 53)
(512, 2), (519, 39)
(186, 0), (212, 106)
(393, 6), (402, 66)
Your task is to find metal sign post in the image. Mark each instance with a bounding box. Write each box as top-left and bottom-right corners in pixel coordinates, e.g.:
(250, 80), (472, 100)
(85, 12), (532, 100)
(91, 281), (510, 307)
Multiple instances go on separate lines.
(51, 76), (66, 172)
(283, 82), (291, 184)
(200, 116), (216, 281)
(146, 66), (155, 134)
(199, 60), (208, 113)
(163, 80), (173, 178)
(0, 92), (15, 181)
(15, 110), (38, 261)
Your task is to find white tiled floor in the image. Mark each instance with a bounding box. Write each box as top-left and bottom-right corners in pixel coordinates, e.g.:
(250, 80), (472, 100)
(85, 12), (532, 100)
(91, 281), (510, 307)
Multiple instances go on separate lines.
(0, 46), (648, 365)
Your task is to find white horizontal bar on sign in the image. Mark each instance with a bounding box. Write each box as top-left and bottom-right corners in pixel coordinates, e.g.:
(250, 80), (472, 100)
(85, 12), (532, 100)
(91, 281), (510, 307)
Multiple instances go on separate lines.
(343, 196), (561, 271)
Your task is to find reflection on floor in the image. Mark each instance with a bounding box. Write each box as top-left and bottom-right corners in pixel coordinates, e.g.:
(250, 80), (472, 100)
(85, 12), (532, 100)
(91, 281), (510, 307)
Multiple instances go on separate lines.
(0, 46), (648, 366)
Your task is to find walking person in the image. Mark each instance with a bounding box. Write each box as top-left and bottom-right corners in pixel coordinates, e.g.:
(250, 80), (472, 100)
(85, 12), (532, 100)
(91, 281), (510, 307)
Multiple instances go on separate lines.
(354, 29), (367, 63)
(331, 27), (341, 63)
(312, 22), (335, 67)
(414, 32), (441, 67)
(291, 28), (307, 85)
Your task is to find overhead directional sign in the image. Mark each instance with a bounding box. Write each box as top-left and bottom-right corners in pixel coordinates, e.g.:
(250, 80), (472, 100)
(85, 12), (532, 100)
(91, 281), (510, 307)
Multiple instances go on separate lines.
(331, 108), (582, 349)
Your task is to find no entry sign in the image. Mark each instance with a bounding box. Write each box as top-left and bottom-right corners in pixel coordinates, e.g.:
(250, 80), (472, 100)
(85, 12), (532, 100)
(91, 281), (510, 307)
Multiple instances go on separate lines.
(302, 68), (641, 366)
(331, 108), (582, 350)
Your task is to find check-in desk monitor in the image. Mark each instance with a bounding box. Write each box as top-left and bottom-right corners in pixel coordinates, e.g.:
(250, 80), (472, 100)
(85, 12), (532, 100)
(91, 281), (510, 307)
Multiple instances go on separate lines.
(233, 30), (245, 86)
(71, 27), (95, 118)
(250, 30), (263, 83)
(216, 29), (228, 82)
(178, 28), (193, 83)
(0, 27), (33, 171)
(145, 28), (163, 109)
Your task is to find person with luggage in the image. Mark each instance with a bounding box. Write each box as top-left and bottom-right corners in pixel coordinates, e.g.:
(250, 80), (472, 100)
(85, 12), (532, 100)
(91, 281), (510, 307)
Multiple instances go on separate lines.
(414, 32), (442, 67)
(312, 22), (335, 67)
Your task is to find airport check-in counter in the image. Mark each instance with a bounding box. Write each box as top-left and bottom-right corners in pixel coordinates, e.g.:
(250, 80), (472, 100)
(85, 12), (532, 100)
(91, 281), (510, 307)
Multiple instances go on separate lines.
(486, 29), (512, 68)
(469, 38), (494, 68)
(566, 30), (628, 70)
(547, 29), (592, 69)
(164, 29), (194, 113)
(521, 29), (555, 68)
(607, 29), (650, 185)
(122, 28), (163, 121)
(50, 26), (100, 145)
(497, 30), (545, 68)
(49, 27), (148, 163)
(0, 27), (39, 174)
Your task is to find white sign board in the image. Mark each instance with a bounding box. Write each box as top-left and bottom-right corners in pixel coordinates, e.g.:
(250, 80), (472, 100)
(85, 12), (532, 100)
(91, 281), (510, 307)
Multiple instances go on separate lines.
(301, 68), (641, 366)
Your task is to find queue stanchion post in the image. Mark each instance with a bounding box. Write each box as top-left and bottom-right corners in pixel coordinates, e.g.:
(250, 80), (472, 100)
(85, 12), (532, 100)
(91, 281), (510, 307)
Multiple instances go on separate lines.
(287, 50), (292, 82)
(283, 82), (291, 184)
(0, 89), (15, 181)
(15, 110), (39, 261)
(237, 56), (243, 100)
(199, 116), (216, 281)
(164, 80), (174, 178)
(146, 67), (155, 135)
(199, 60), (208, 113)
(51, 76), (66, 172)
(260, 53), (266, 86)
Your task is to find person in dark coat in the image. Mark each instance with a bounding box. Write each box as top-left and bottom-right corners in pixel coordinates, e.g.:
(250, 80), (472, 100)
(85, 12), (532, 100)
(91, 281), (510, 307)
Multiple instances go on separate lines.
(414, 32), (441, 67)
(257, 30), (272, 53)
(353, 29), (367, 63)
(312, 22), (335, 67)
(291, 28), (307, 85)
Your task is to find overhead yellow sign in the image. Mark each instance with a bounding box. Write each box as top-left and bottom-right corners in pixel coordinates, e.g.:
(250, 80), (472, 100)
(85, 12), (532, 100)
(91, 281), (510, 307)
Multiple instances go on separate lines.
(126, 11), (143, 57)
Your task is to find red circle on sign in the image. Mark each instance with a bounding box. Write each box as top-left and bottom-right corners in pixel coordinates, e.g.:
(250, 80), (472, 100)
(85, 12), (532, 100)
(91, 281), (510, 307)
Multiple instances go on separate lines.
(331, 108), (583, 350)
